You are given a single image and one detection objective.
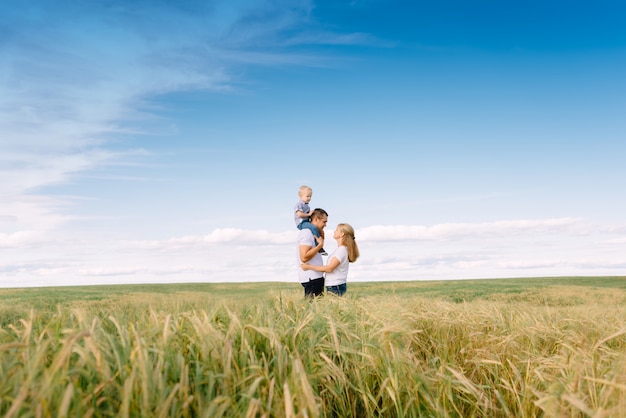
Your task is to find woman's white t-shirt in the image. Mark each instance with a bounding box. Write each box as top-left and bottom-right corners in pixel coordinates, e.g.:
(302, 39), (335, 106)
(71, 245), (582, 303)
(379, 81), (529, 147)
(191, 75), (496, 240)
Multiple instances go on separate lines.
(324, 246), (349, 286)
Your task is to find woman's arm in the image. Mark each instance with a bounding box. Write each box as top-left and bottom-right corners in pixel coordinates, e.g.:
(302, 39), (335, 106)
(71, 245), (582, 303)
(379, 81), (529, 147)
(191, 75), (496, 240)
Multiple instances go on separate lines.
(302, 256), (340, 273)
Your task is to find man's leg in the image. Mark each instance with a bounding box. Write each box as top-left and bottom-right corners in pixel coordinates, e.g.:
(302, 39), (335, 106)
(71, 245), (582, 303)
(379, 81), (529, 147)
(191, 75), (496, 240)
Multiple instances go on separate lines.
(302, 277), (325, 297)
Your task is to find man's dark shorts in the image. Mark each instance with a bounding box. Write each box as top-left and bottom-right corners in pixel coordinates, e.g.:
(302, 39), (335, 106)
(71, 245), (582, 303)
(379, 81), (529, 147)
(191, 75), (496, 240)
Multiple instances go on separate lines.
(302, 277), (324, 297)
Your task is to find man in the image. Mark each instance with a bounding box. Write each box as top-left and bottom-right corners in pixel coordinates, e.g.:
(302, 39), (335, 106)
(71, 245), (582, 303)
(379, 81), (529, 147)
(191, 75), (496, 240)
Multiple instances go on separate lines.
(297, 208), (328, 297)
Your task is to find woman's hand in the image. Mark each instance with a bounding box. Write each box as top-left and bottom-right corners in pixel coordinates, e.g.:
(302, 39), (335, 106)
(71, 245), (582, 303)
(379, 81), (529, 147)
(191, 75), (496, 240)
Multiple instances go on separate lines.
(301, 263), (310, 271)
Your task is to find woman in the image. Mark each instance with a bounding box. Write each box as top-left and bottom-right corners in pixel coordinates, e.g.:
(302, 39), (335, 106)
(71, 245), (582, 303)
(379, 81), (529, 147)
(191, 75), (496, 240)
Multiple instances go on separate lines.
(301, 223), (359, 296)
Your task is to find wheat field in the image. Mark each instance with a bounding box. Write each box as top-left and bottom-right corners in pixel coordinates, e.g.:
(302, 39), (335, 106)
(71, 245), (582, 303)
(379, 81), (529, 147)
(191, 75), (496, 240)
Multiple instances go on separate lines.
(1, 277), (625, 417)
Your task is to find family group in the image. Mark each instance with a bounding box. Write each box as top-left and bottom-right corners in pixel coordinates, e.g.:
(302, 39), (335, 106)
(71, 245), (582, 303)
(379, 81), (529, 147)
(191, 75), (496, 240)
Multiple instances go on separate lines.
(294, 185), (360, 297)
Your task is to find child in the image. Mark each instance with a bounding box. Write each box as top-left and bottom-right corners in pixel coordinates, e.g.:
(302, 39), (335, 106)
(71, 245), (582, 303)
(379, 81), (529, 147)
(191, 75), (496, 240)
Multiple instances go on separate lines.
(294, 185), (327, 255)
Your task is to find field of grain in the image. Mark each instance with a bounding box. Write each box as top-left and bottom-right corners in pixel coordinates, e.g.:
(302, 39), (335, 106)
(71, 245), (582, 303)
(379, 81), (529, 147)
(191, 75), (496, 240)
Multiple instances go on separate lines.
(1, 277), (625, 417)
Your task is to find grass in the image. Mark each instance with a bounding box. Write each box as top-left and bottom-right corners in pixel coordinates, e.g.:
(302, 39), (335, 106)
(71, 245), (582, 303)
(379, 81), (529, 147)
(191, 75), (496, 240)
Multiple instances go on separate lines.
(1, 276), (625, 417)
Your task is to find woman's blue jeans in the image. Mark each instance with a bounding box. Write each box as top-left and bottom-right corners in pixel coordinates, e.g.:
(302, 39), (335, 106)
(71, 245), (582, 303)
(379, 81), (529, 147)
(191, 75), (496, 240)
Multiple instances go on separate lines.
(326, 283), (347, 296)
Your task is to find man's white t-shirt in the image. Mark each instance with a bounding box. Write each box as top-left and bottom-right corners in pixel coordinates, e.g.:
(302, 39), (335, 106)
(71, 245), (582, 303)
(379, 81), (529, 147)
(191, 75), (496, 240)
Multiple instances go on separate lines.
(324, 246), (349, 286)
(297, 229), (323, 283)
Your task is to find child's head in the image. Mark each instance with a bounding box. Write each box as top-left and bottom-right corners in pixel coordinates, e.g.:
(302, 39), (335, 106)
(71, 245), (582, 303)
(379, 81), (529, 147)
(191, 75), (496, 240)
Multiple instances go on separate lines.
(298, 185), (312, 203)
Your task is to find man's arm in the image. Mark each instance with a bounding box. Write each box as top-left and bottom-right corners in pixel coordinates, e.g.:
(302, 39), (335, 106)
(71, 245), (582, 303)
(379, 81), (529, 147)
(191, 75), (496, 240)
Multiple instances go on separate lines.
(299, 237), (324, 263)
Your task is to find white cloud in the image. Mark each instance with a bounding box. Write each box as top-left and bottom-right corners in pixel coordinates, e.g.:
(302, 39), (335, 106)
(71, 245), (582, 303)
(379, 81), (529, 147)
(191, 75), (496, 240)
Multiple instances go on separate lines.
(132, 228), (296, 250)
(125, 217), (591, 252)
(283, 31), (388, 47)
(0, 231), (47, 249)
(2, 222), (626, 287)
(0, 194), (71, 241)
(1, 217), (625, 288)
(605, 238), (626, 245)
(357, 218), (589, 242)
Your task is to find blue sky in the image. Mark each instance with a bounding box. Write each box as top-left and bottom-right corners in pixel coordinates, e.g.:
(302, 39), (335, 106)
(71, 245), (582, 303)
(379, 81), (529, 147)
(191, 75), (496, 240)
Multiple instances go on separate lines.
(1, 0), (625, 287)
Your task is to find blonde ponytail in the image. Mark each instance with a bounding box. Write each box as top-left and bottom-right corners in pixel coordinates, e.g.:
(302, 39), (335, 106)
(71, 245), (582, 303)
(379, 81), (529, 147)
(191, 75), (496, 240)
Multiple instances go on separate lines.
(337, 223), (360, 262)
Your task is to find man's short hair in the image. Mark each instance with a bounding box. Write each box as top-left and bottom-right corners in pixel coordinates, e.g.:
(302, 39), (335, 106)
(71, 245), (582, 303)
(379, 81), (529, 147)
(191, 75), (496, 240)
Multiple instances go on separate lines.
(311, 208), (328, 220)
